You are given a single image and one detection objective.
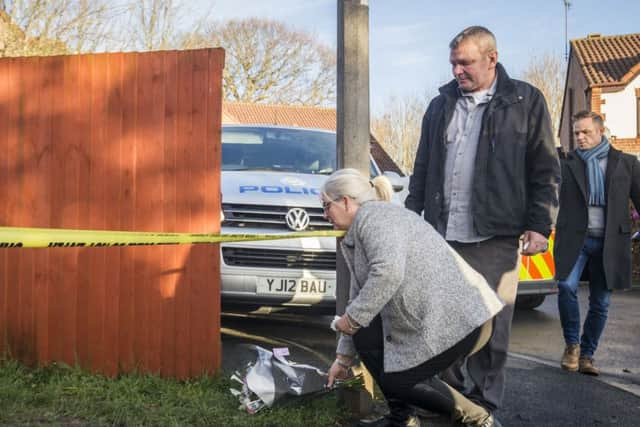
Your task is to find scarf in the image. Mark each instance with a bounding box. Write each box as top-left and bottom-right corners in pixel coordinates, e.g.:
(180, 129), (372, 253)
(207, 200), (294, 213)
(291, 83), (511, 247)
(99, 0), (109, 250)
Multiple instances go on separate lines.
(576, 136), (610, 206)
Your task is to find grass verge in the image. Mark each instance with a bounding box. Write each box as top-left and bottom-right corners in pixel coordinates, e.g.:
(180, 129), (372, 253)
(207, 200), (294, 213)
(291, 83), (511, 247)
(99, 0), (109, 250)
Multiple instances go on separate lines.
(0, 359), (350, 427)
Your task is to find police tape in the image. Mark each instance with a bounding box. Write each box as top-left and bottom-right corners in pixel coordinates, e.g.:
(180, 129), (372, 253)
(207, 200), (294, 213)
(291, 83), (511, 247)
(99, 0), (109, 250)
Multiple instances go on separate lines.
(0, 226), (346, 248)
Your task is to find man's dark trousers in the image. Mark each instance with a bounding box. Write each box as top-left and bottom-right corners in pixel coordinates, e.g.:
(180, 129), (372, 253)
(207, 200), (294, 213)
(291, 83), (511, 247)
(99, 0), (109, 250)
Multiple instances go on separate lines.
(441, 236), (520, 412)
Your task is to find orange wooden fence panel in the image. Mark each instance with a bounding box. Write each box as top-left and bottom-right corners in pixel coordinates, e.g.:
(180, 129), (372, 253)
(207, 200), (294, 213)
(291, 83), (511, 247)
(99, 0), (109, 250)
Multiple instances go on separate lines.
(0, 48), (224, 379)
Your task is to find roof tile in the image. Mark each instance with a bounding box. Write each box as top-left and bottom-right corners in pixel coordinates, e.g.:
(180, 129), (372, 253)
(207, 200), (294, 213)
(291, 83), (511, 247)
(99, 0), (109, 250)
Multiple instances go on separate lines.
(572, 33), (640, 87)
(222, 102), (336, 131)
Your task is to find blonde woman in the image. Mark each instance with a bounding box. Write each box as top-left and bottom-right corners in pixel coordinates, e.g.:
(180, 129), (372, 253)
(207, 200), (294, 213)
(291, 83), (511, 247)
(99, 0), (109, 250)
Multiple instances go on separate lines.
(323, 169), (504, 427)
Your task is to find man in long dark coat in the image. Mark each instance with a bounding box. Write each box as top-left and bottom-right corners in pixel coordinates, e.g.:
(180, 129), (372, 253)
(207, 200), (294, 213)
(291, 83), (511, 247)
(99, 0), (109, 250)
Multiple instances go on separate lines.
(555, 110), (640, 375)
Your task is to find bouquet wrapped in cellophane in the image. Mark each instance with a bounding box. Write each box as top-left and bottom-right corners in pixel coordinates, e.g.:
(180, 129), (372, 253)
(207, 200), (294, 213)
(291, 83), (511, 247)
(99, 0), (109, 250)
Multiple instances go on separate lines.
(230, 345), (364, 414)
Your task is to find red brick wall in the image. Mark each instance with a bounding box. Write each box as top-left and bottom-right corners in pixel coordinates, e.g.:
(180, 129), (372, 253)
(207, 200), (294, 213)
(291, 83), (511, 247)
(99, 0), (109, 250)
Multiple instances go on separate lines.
(611, 137), (640, 155)
(591, 87), (606, 121)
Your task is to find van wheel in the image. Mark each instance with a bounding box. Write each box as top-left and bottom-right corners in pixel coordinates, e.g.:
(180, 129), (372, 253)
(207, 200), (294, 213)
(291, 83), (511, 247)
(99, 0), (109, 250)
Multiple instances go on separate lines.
(515, 295), (546, 310)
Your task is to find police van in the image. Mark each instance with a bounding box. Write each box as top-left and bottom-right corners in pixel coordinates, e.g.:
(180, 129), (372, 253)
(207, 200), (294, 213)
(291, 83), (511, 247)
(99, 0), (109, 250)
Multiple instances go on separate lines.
(220, 124), (556, 312)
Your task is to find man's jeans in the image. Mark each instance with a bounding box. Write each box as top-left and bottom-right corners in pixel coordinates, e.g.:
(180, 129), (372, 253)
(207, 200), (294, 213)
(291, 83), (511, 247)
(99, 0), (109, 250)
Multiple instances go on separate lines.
(557, 236), (612, 358)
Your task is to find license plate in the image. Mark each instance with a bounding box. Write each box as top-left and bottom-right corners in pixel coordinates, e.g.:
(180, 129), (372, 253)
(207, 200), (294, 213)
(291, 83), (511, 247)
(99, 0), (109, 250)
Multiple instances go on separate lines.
(256, 278), (336, 296)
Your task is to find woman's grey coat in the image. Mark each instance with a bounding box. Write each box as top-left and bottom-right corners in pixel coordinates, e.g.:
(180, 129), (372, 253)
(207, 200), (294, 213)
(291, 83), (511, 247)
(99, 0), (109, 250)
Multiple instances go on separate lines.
(337, 201), (504, 373)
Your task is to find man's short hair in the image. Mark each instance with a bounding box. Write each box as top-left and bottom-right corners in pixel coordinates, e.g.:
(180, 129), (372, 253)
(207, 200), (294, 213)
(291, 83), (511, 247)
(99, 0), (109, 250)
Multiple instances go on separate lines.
(449, 26), (497, 54)
(572, 110), (604, 129)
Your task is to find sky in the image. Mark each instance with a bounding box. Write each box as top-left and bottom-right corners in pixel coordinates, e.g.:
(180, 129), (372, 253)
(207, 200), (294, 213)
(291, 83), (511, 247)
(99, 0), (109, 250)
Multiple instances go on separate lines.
(194, 0), (640, 114)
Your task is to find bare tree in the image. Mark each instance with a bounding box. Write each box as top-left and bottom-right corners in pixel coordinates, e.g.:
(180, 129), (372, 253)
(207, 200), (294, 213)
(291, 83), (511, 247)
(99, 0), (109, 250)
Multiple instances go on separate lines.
(371, 93), (429, 174)
(0, 0), (117, 56)
(521, 53), (566, 143)
(125, 0), (212, 51)
(127, 0), (177, 50)
(188, 18), (336, 106)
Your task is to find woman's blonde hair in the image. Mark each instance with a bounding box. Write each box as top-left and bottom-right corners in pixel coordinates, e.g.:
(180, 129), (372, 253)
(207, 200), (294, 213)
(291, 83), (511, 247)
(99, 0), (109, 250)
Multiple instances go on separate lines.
(321, 168), (393, 204)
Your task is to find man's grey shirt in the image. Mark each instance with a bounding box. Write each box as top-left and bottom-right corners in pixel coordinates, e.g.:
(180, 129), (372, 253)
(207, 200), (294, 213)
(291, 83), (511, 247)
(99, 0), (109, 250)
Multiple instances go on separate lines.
(441, 77), (497, 242)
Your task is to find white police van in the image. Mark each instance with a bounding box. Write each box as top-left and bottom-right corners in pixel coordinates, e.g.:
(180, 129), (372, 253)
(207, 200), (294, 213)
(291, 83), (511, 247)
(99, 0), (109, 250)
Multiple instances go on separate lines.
(220, 125), (406, 312)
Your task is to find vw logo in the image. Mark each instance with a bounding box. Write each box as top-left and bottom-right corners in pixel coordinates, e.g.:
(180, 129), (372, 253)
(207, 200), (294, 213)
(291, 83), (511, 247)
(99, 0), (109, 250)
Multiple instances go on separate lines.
(285, 208), (310, 231)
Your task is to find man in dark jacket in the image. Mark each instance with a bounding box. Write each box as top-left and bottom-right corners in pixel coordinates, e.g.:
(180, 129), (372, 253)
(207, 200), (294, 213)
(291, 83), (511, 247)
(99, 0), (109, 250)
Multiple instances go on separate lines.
(405, 26), (560, 413)
(555, 111), (640, 376)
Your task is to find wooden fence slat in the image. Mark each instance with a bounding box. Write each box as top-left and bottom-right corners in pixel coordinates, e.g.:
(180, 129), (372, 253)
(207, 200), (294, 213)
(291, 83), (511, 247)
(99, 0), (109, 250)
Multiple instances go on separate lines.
(60, 54), (81, 367)
(148, 51), (166, 374)
(117, 53), (138, 372)
(23, 55), (50, 366)
(15, 58), (33, 366)
(208, 49), (223, 372)
(190, 49), (216, 376)
(87, 53), (109, 372)
(41, 56), (58, 364)
(190, 50), (207, 376)
(174, 51), (194, 379)
(6, 58), (22, 358)
(133, 52), (151, 372)
(161, 51), (179, 378)
(75, 53), (93, 368)
(103, 53), (125, 377)
(33, 56), (52, 366)
(0, 59), (9, 351)
(47, 55), (69, 364)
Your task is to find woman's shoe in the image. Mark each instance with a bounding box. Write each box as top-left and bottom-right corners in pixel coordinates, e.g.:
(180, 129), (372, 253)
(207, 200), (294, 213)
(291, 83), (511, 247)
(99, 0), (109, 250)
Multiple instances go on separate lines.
(356, 414), (421, 427)
(356, 416), (394, 427)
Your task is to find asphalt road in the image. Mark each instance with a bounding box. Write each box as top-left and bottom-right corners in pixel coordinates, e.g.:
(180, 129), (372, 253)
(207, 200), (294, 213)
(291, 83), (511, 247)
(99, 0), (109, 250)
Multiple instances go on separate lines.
(222, 287), (640, 373)
(220, 287), (640, 426)
(510, 287), (640, 392)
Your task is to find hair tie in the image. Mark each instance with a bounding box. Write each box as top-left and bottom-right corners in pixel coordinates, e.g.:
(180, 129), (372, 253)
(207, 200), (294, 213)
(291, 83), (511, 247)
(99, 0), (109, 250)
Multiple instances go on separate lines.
(369, 180), (374, 188)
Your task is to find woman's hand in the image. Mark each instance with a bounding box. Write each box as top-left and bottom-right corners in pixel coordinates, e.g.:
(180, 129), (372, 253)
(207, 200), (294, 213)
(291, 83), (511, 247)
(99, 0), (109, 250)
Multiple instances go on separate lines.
(327, 356), (353, 388)
(334, 314), (361, 336)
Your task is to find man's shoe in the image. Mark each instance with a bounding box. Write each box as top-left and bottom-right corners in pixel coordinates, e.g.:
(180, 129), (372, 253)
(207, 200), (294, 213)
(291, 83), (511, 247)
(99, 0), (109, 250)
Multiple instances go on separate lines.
(405, 415), (422, 427)
(579, 357), (600, 376)
(561, 344), (579, 371)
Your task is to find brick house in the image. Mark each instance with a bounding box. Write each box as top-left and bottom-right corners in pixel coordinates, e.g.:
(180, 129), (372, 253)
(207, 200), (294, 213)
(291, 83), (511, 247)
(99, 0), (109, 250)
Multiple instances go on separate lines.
(559, 33), (640, 155)
(222, 101), (405, 176)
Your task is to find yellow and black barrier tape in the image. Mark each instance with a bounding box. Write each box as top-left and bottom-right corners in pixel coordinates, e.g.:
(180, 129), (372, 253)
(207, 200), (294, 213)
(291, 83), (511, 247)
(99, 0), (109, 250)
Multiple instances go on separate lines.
(0, 226), (346, 249)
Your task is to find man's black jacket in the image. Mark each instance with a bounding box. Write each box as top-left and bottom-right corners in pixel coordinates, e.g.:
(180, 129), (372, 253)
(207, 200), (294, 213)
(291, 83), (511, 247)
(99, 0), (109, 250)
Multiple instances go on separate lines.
(405, 63), (561, 238)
